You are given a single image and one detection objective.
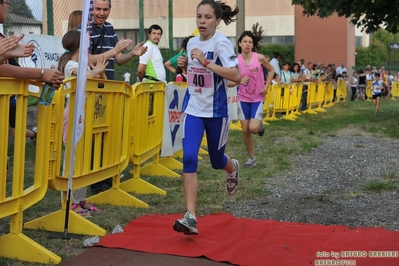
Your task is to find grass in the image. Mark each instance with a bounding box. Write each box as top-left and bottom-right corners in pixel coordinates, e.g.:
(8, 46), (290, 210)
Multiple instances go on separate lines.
(2, 99), (399, 265)
(364, 180), (397, 192)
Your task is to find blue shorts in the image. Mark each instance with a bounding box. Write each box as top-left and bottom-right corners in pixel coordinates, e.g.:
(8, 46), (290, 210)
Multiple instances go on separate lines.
(238, 101), (264, 121)
(182, 114), (230, 173)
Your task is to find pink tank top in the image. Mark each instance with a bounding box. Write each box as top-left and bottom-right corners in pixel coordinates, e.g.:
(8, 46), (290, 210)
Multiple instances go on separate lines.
(237, 52), (266, 102)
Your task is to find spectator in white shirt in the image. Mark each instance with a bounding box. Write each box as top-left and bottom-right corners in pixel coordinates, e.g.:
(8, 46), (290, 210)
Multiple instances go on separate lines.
(123, 71), (131, 84)
(269, 51), (281, 79)
(335, 61), (347, 75)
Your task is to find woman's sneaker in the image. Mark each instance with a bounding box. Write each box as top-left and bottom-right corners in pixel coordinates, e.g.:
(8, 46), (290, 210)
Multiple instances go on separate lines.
(226, 159), (239, 194)
(258, 123), (265, 136)
(173, 212), (198, 235)
(30, 127), (37, 146)
(244, 157), (256, 168)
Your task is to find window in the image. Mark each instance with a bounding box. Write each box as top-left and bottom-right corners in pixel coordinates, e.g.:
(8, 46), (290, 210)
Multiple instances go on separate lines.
(115, 29), (140, 50)
(356, 36), (362, 47)
(173, 37), (184, 50)
(262, 36), (294, 46)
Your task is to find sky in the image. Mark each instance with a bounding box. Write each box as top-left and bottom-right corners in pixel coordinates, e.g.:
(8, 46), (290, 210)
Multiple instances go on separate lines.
(26, 0), (42, 21)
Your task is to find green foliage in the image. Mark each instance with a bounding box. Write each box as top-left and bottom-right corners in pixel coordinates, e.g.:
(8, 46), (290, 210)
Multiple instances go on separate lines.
(259, 44), (295, 66)
(292, 0), (399, 34)
(3, 0), (35, 35)
(355, 29), (399, 68)
(8, 0), (35, 19)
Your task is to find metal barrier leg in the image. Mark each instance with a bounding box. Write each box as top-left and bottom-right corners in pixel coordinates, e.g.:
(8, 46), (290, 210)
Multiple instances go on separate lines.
(87, 186), (149, 207)
(24, 192), (107, 236)
(314, 102), (326, 113)
(140, 153), (180, 178)
(229, 120), (242, 130)
(199, 148), (208, 155)
(120, 163), (167, 195)
(281, 113), (297, 121)
(264, 107), (279, 121)
(0, 212), (61, 264)
(302, 108), (318, 114)
(24, 210), (106, 236)
(201, 135), (208, 147)
(173, 149), (203, 161)
(121, 167), (167, 195)
(158, 156), (183, 170)
(84, 175), (149, 207)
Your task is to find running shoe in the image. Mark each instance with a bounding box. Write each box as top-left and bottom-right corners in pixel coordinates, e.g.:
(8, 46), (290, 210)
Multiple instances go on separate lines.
(258, 122), (265, 136)
(173, 212), (198, 235)
(226, 159), (239, 194)
(244, 157), (256, 168)
(31, 127), (37, 146)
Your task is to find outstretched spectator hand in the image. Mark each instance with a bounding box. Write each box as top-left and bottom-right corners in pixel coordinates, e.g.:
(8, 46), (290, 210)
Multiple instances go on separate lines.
(0, 34), (34, 60)
(7, 42), (35, 59)
(0, 35), (19, 54)
(131, 41), (147, 56)
(0, 65), (64, 89)
(113, 38), (133, 54)
(42, 68), (64, 89)
(88, 56), (109, 79)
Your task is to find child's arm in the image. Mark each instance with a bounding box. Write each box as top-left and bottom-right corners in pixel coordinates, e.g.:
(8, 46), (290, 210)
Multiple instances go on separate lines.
(87, 56), (109, 79)
(0, 64), (64, 88)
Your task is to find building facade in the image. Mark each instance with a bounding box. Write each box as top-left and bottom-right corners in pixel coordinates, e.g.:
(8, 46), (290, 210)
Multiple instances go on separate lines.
(40, 0), (366, 68)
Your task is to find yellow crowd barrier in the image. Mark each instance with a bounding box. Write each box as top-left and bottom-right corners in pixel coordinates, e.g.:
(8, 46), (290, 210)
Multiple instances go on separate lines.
(0, 78), (61, 264)
(264, 84), (288, 120)
(264, 83), (303, 121)
(303, 82), (325, 114)
(25, 77), (146, 238)
(120, 82), (177, 196)
(365, 80), (373, 101)
(335, 79), (347, 103)
(390, 81), (399, 100)
(264, 84), (278, 121)
(263, 81), (346, 120)
(282, 83), (302, 121)
(323, 81), (335, 107)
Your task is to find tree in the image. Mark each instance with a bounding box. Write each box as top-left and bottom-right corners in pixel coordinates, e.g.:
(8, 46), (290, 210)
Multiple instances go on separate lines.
(9, 0), (35, 19)
(259, 44), (295, 67)
(355, 29), (399, 67)
(291, 0), (399, 34)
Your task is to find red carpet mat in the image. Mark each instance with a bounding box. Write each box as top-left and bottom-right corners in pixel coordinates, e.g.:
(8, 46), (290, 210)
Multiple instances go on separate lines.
(97, 213), (399, 266)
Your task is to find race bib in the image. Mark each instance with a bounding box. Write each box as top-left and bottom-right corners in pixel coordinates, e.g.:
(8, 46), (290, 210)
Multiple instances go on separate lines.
(374, 84), (381, 92)
(187, 66), (214, 96)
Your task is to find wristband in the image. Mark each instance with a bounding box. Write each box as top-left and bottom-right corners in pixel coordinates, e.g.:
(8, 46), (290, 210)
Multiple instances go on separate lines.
(203, 59), (210, 68)
(39, 68), (44, 81)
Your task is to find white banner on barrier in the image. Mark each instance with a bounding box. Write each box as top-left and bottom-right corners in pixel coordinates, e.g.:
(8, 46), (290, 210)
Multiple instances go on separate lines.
(227, 86), (238, 120)
(161, 83), (186, 157)
(18, 34), (63, 69)
(18, 34), (64, 93)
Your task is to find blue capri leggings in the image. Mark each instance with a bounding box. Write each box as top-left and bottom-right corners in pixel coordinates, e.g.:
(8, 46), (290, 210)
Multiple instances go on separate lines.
(182, 114), (230, 173)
